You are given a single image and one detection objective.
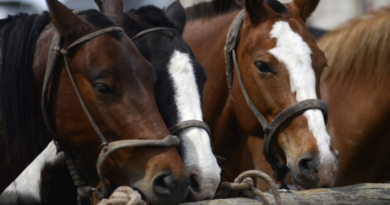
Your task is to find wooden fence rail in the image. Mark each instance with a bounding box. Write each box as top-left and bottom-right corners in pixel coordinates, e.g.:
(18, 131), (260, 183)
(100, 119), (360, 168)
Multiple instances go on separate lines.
(180, 183), (390, 205)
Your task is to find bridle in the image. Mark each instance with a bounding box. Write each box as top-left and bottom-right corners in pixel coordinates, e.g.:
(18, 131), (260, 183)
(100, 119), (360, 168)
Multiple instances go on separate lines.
(41, 25), (210, 204)
(224, 10), (329, 189)
(130, 27), (211, 138)
(42, 27), (180, 204)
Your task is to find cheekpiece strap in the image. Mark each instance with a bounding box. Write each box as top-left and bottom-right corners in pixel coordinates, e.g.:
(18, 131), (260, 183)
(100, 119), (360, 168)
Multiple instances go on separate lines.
(225, 10), (244, 93)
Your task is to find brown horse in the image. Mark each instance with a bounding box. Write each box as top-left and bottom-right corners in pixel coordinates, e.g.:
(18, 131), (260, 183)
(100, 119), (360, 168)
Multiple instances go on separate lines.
(249, 6), (390, 190)
(183, 0), (339, 190)
(0, 0), (187, 204)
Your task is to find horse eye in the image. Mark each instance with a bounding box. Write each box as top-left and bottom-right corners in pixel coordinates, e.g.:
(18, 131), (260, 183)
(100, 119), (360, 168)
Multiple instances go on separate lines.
(94, 83), (112, 94)
(255, 61), (272, 73)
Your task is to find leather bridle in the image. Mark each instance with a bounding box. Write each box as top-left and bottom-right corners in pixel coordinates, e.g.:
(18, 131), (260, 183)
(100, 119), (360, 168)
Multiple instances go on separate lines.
(42, 25), (211, 204)
(42, 27), (180, 204)
(224, 10), (329, 189)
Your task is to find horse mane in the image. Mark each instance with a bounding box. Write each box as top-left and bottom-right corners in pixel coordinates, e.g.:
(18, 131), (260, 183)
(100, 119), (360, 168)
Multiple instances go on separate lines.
(318, 7), (390, 84)
(0, 12), (51, 163)
(0, 9), (120, 166)
(185, 0), (242, 21)
(185, 0), (288, 22)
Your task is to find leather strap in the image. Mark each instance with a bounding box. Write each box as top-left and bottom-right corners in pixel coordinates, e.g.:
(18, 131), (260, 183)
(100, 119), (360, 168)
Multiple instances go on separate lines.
(232, 50), (268, 129)
(55, 27), (123, 149)
(42, 32), (62, 141)
(168, 120), (211, 137)
(96, 135), (180, 197)
(131, 27), (176, 41)
(225, 11), (329, 188)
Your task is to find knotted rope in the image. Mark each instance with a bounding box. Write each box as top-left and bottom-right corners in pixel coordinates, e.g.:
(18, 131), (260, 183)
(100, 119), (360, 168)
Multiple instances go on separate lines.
(214, 170), (282, 205)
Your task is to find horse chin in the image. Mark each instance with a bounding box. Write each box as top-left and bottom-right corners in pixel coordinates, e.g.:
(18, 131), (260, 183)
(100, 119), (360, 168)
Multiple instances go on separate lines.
(289, 168), (319, 191)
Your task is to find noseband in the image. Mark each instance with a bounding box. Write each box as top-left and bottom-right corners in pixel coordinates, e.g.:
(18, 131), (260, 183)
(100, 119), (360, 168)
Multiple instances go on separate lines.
(225, 10), (329, 189)
(42, 27), (180, 204)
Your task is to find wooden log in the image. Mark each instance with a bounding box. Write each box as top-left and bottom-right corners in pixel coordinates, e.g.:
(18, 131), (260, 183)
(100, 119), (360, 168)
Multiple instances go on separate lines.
(179, 183), (390, 205)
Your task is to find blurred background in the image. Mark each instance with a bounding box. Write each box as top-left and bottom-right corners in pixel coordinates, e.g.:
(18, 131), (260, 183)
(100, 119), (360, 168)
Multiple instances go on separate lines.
(0, 0), (389, 30)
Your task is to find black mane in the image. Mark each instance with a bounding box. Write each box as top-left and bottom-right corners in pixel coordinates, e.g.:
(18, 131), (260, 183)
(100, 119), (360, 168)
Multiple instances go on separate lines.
(185, 0), (288, 21)
(0, 12), (51, 164)
(124, 5), (175, 38)
(0, 9), (122, 170)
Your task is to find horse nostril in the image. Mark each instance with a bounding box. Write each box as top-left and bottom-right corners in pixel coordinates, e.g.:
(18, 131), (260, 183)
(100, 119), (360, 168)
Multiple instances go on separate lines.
(153, 173), (174, 195)
(190, 174), (200, 193)
(298, 153), (319, 173)
(150, 172), (189, 205)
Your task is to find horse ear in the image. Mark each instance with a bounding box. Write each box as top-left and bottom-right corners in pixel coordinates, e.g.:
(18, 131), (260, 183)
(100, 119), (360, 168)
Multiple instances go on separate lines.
(293, 0), (320, 21)
(165, 0), (186, 35)
(244, 0), (265, 22)
(46, 0), (84, 38)
(93, 0), (103, 11)
(101, 0), (123, 27)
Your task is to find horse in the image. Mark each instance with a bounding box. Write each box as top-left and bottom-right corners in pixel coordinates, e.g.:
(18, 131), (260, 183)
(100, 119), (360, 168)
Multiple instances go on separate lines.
(1, 1), (220, 204)
(0, 0), (188, 204)
(183, 0), (339, 190)
(248, 6), (390, 191)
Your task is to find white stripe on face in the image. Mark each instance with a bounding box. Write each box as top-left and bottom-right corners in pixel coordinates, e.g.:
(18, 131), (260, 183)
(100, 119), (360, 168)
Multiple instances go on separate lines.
(168, 50), (220, 198)
(268, 21), (333, 166)
(0, 141), (63, 203)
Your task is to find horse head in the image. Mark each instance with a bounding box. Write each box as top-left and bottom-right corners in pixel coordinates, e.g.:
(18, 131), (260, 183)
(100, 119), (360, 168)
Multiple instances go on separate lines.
(231, 0), (339, 190)
(110, 1), (220, 201)
(37, 0), (188, 203)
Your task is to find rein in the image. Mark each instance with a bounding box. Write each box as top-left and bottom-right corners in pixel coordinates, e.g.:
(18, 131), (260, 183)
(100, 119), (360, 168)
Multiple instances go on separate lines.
(224, 10), (329, 189)
(42, 27), (180, 204)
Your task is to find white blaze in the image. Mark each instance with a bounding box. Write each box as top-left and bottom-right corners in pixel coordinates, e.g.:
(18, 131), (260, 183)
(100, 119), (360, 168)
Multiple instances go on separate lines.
(168, 50), (221, 198)
(0, 141), (64, 203)
(268, 21), (333, 166)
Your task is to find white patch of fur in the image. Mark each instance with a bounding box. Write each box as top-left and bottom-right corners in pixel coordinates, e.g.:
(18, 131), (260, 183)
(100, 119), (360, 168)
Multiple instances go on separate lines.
(168, 51), (221, 198)
(0, 141), (64, 204)
(268, 21), (335, 169)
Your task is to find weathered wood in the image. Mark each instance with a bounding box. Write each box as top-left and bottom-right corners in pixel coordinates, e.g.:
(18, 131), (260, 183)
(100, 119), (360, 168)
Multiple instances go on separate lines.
(180, 183), (390, 205)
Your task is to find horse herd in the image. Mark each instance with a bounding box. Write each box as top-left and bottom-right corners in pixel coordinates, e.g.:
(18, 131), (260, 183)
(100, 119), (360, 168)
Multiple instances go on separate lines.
(0, 0), (388, 204)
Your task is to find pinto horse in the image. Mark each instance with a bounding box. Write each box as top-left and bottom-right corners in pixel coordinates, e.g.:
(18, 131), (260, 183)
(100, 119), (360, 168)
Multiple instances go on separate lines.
(1, 1), (220, 204)
(183, 0), (339, 190)
(248, 6), (390, 191)
(0, 0), (188, 204)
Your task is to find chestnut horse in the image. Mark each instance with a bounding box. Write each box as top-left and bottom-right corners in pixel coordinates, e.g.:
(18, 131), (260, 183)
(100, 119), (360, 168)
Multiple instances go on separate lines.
(183, 0), (339, 190)
(0, 0), (187, 204)
(1, 1), (220, 204)
(249, 6), (390, 190)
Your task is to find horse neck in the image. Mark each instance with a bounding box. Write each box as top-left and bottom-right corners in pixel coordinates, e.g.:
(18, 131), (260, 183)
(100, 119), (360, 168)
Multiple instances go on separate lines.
(184, 11), (252, 179)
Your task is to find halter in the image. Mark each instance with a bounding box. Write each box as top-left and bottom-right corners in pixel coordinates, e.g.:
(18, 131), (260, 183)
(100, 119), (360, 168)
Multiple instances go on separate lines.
(130, 27), (212, 140)
(224, 10), (329, 189)
(42, 27), (180, 204)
